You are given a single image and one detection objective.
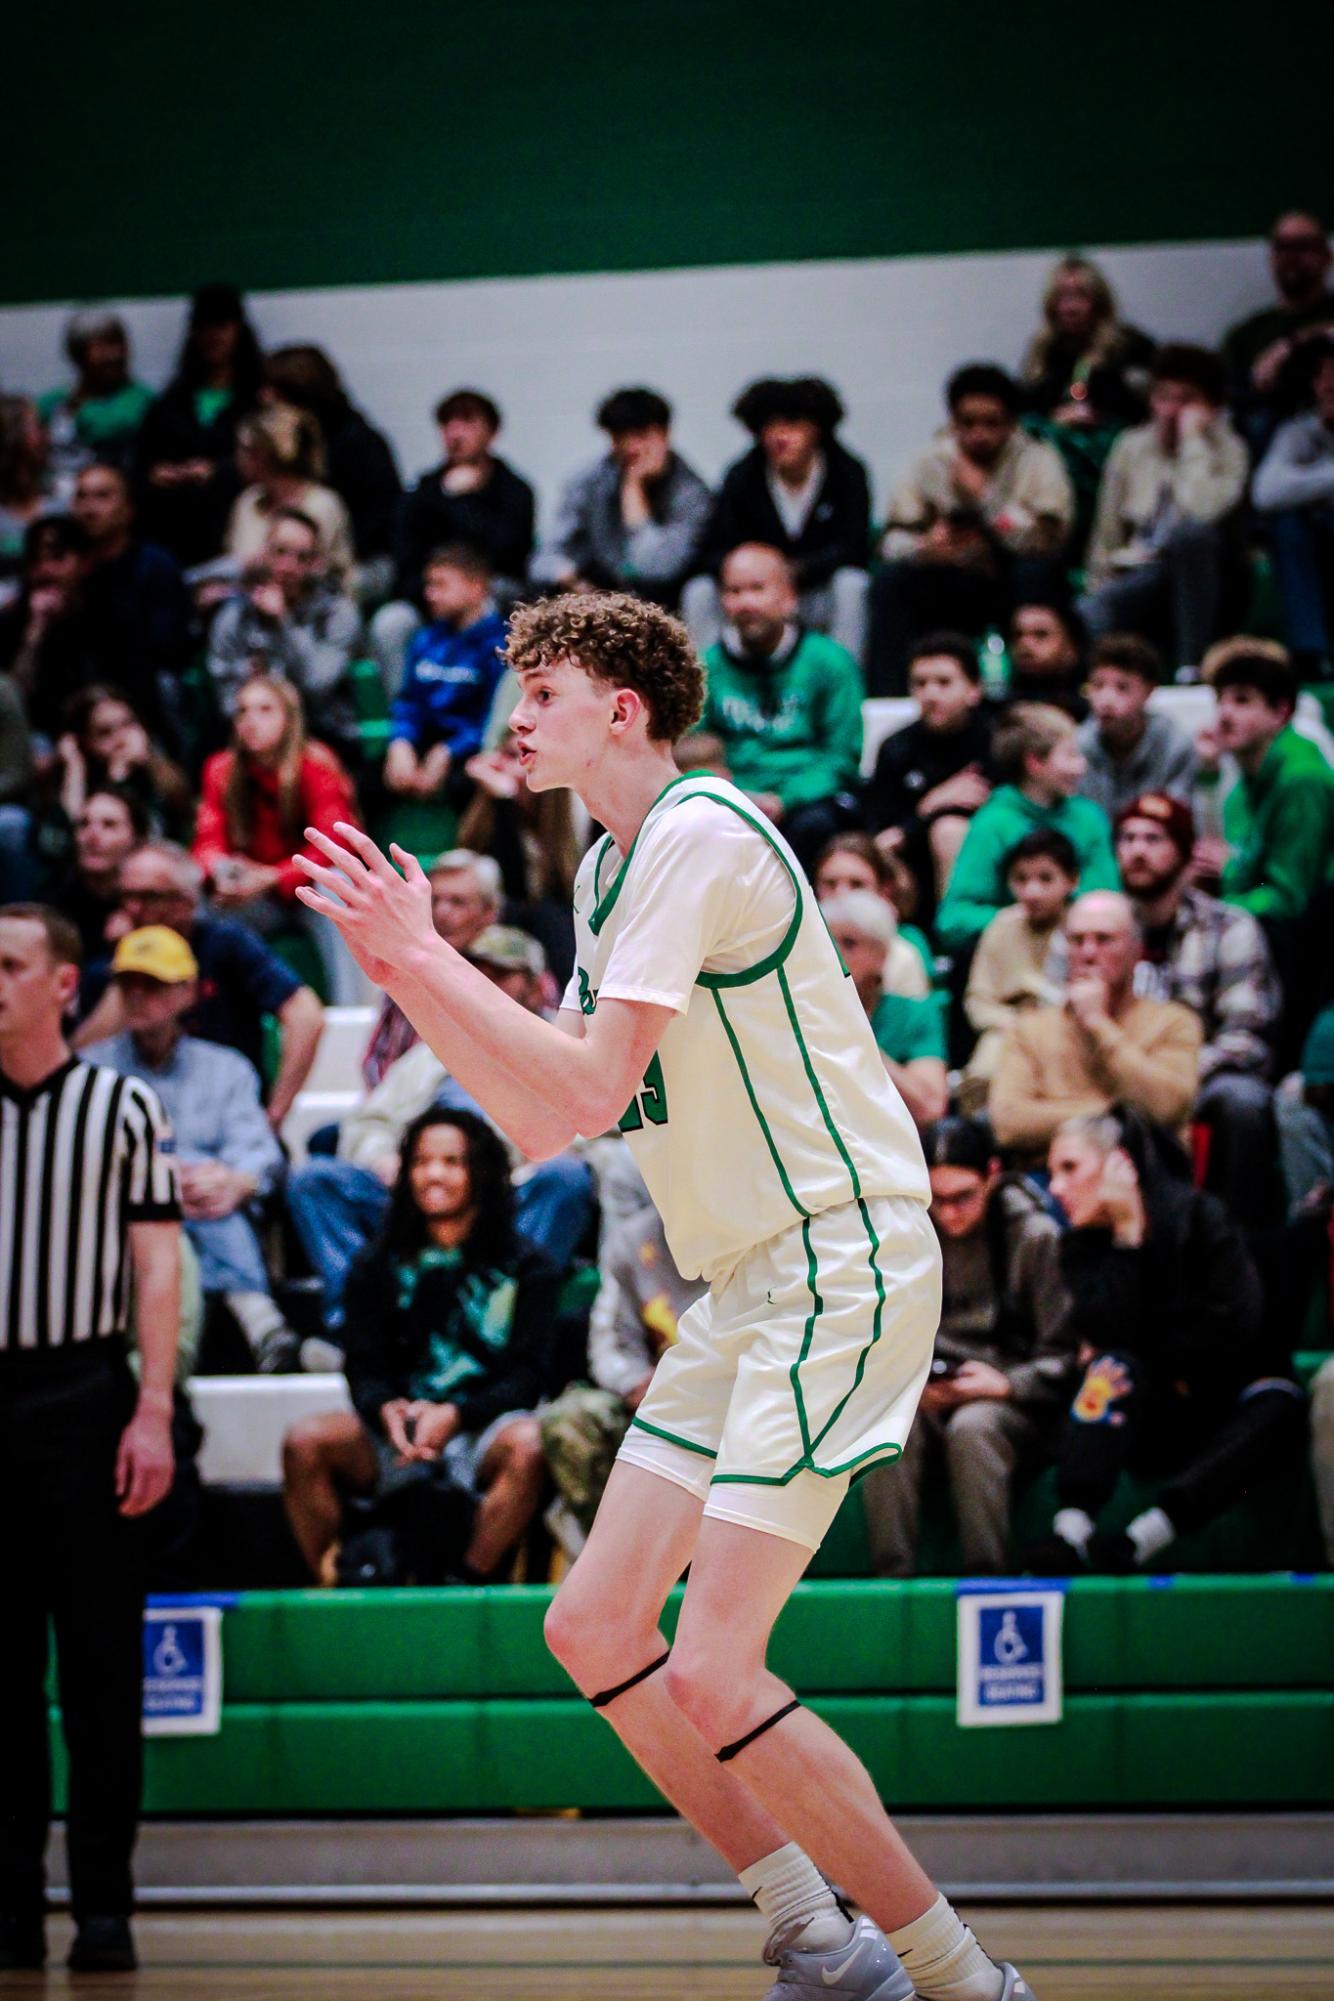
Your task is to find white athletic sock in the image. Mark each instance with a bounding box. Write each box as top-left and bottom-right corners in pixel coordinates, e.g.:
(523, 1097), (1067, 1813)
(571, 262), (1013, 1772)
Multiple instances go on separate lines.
(1053, 1507), (1094, 1551)
(738, 1842), (851, 1952)
(225, 1289), (288, 1353)
(889, 1894), (1003, 2000)
(1126, 1505), (1175, 1564)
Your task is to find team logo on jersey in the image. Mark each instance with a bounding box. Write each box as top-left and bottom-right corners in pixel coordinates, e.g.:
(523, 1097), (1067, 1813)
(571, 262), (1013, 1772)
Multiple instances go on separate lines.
(576, 967), (597, 1016)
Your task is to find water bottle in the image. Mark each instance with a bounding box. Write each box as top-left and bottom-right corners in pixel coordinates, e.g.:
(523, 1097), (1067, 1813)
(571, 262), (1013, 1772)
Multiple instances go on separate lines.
(980, 630), (1010, 699)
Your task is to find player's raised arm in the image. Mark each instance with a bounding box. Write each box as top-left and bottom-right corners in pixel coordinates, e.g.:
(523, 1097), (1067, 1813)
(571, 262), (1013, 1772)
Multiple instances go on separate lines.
(294, 822), (671, 1156)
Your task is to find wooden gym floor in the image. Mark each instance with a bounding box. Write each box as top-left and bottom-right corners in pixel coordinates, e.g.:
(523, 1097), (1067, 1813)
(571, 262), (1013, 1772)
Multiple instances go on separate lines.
(7, 1905), (1332, 1998)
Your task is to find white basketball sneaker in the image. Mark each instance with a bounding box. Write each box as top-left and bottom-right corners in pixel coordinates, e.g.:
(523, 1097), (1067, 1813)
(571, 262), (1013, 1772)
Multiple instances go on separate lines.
(762, 1913), (915, 2000)
(998, 1964), (1038, 1999)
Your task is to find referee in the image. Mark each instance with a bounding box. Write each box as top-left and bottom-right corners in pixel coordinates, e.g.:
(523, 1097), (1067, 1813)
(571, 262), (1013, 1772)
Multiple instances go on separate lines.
(0, 905), (181, 1975)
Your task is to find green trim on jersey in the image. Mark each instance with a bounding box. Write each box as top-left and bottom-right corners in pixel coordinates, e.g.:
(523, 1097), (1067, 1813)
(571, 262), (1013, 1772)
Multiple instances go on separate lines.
(588, 770), (714, 937)
(711, 990), (809, 1221)
(591, 833), (617, 910)
(689, 793), (804, 990)
(790, 1215), (821, 1462)
(709, 1438), (904, 1489)
(629, 1413), (718, 1460)
(715, 959), (900, 1485)
(777, 962), (862, 1202)
(710, 1009), (882, 1481)
(597, 771), (908, 1488)
(807, 1196), (889, 1458)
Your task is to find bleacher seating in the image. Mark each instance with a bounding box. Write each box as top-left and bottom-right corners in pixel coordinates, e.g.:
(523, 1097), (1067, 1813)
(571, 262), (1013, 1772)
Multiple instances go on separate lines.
(194, 1375), (351, 1487)
(859, 686), (1334, 775)
(280, 1003), (373, 1160)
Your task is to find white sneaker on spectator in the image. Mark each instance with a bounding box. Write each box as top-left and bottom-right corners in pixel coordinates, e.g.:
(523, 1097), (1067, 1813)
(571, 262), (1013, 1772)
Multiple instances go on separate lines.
(299, 1335), (345, 1374)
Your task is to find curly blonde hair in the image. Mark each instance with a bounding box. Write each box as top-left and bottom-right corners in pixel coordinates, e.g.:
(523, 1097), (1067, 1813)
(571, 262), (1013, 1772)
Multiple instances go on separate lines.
(505, 591), (704, 744)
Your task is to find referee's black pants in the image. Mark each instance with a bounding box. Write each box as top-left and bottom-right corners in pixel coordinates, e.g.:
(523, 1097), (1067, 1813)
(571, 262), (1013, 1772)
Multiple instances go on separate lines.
(0, 1341), (144, 1922)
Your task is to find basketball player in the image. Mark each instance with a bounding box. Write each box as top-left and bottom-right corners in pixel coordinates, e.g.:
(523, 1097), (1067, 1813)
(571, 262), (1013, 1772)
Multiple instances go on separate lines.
(293, 593), (1035, 2001)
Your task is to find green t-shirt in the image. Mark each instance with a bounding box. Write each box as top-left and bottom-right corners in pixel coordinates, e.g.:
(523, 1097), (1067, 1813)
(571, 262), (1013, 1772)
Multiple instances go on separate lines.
(38, 380), (153, 451)
(870, 991), (947, 1066)
(899, 922), (935, 982)
(395, 1247), (519, 1404)
(193, 385), (233, 429)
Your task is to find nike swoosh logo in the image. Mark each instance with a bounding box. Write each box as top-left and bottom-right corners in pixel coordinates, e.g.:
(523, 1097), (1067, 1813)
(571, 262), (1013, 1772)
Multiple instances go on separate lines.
(823, 1937), (868, 1986)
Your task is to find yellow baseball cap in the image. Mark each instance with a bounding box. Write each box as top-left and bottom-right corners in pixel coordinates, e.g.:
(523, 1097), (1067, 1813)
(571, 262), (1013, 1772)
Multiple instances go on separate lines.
(111, 926), (200, 984)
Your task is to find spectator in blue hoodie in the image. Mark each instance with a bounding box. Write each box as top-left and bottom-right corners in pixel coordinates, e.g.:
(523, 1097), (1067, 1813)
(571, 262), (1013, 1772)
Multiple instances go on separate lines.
(383, 545), (507, 803)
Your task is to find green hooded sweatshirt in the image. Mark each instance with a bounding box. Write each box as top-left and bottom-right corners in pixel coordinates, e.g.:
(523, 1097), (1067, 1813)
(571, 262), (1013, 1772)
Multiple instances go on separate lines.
(1220, 724), (1334, 923)
(935, 784), (1119, 952)
(701, 629), (863, 811)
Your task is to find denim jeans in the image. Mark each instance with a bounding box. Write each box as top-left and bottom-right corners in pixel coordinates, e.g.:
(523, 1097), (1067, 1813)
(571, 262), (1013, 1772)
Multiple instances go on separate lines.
(1267, 503), (1334, 662)
(185, 1211), (273, 1295)
(0, 804), (40, 901)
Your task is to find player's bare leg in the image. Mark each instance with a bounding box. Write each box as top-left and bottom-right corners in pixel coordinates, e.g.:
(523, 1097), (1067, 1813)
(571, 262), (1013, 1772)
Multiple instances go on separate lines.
(547, 1464), (925, 1998)
(545, 1461), (796, 1875)
(665, 1511), (1028, 1999)
(668, 1514), (935, 1924)
(550, 1464), (948, 1999)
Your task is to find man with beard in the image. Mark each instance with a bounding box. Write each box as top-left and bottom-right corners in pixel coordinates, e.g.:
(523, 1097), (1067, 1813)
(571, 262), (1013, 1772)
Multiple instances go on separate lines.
(1115, 791), (1282, 1224)
(696, 543), (864, 872)
(1224, 210), (1334, 452)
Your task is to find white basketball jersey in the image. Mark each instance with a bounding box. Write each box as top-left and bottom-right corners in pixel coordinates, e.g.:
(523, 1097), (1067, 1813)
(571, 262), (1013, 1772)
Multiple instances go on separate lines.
(562, 774), (930, 1283)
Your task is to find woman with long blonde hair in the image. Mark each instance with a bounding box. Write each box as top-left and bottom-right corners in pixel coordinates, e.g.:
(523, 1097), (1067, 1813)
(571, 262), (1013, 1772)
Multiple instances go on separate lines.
(225, 402), (356, 583)
(1020, 254), (1156, 427)
(1019, 254), (1157, 554)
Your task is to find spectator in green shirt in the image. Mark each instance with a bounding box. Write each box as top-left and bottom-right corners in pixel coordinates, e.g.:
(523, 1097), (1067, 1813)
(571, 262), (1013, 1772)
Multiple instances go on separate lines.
(935, 703), (1119, 953)
(695, 542), (864, 871)
(821, 889), (948, 1129)
(1196, 638), (1334, 927)
(39, 311), (154, 494)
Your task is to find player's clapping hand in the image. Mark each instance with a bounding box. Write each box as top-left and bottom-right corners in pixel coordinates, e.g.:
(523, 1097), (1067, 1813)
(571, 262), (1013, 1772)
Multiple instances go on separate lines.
(293, 822), (438, 986)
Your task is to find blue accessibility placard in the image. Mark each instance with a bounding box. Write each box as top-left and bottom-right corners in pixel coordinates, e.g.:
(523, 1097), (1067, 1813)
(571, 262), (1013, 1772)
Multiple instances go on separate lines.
(956, 1583), (1064, 1727)
(142, 1604), (223, 1736)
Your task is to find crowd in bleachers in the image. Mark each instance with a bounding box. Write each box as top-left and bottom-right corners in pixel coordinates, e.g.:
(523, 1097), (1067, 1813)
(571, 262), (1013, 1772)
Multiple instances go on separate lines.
(4, 211), (1334, 1592)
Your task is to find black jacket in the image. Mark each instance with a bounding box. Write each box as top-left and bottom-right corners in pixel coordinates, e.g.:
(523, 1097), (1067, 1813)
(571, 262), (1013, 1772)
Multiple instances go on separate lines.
(133, 380), (253, 567)
(323, 405), (402, 561)
(342, 1234), (560, 1437)
(866, 708), (996, 836)
(700, 440), (872, 586)
(1021, 326), (1155, 427)
(393, 457), (536, 603)
(0, 594), (169, 741)
(1059, 1148), (1268, 1403)
(83, 539), (192, 687)
(1001, 670), (1089, 722)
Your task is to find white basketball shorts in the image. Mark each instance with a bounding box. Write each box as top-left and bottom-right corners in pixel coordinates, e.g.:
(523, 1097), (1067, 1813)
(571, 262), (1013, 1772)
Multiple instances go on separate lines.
(616, 1193), (939, 1551)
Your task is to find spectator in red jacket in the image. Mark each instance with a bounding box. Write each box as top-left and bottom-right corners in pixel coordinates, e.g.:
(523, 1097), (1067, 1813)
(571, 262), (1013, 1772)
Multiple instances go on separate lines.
(193, 674), (360, 925)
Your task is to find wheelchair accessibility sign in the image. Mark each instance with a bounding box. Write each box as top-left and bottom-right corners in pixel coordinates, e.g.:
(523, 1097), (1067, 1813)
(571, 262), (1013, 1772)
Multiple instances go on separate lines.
(956, 1584), (1064, 1727)
(142, 1603), (223, 1736)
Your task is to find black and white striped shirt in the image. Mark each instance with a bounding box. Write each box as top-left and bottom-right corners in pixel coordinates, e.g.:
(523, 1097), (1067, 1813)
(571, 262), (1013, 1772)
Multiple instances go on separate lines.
(0, 1057), (180, 1354)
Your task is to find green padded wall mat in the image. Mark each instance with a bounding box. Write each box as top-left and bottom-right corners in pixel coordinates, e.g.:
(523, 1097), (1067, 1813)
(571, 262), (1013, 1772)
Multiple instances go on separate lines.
(217, 1577), (1334, 1703)
(46, 1691), (1333, 1816)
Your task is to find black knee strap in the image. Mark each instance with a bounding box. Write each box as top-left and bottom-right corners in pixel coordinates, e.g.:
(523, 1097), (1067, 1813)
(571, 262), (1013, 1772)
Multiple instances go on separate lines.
(589, 1650), (671, 1710)
(716, 1697), (802, 1763)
